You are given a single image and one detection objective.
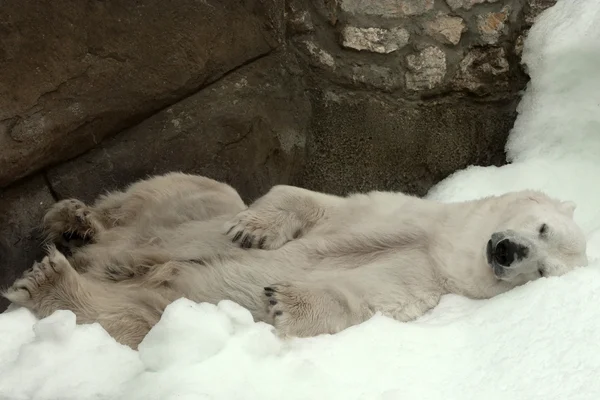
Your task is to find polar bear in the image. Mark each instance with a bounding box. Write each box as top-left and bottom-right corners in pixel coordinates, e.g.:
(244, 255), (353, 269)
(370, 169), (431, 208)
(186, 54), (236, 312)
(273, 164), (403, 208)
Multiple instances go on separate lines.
(2, 172), (588, 348)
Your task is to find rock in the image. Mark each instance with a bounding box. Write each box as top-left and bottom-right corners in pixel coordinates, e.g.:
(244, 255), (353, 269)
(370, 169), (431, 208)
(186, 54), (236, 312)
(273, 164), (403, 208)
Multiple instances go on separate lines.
(46, 54), (310, 204)
(0, 0), (280, 188)
(405, 47), (447, 91)
(446, 0), (500, 10)
(0, 176), (54, 311)
(349, 64), (403, 91)
(453, 48), (510, 95)
(423, 15), (467, 46)
(515, 33), (527, 58)
(300, 89), (516, 196)
(341, 27), (410, 54)
(287, 10), (314, 34)
(295, 39), (405, 91)
(340, 0), (434, 17)
(286, 1), (314, 34)
(477, 6), (511, 45)
(525, 0), (557, 25)
(301, 40), (336, 70)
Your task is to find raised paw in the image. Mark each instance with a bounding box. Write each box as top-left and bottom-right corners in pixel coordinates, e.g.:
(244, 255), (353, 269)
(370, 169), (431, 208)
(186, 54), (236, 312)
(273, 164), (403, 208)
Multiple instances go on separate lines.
(224, 209), (303, 250)
(3, 246), (73, 308)
(43, 199), (98, 248)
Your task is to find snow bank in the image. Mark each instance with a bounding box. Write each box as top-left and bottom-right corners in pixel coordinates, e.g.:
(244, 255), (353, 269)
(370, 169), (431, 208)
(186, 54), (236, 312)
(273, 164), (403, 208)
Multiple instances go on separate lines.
(2, 1), (600, 399)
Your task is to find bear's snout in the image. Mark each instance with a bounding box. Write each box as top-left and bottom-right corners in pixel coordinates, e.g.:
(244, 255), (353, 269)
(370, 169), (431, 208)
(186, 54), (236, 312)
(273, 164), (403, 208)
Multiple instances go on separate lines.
(488, 234), (529, 270)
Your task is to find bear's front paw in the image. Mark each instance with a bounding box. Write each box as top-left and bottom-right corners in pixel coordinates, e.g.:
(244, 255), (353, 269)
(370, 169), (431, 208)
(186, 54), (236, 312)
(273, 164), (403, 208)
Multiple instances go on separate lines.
(3, 245), (73, 307)
(223, 209), (303, 250)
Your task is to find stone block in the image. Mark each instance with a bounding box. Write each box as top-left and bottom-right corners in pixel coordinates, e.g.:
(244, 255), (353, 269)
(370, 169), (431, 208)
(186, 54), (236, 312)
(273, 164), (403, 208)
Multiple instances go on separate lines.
(341, 27), (410, 54)
(406, 47), (447, 91)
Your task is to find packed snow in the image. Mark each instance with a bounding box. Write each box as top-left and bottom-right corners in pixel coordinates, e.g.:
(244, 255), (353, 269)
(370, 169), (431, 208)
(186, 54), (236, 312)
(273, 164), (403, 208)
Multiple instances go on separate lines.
(2, 1), (600, 399)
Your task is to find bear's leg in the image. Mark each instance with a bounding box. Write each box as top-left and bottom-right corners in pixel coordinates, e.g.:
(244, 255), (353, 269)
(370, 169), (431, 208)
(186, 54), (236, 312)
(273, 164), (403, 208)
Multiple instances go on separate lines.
(263, 281), (372, 338)
(225, 185), (345, 250)
(91, 172), (246, 227)
(44, 173), (246, 251)
(3, 246), (170, 349)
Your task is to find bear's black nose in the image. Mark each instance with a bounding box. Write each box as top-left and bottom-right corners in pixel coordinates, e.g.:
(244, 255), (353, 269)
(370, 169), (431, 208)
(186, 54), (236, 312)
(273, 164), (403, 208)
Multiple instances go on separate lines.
(493, 238), (528, 267)
(494, 239), (513, 266)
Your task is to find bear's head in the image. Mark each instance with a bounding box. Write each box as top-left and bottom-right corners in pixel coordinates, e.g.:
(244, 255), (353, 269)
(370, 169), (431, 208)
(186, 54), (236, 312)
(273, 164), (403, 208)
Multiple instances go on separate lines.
(486, 192), (588, 285)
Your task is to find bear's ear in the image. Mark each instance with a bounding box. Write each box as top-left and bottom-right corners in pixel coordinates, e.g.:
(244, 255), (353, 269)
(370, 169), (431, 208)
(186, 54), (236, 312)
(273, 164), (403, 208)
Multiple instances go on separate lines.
(559, 201), (577, 217)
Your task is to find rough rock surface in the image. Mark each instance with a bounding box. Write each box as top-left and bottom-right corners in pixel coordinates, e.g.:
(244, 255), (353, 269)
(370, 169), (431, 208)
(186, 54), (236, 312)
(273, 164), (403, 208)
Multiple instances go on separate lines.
(446, 0), (500, 10)
(292, 0), (530, 100)
(423, 15), (467, 45)
(525, 0), (558, 24)
(453, 48), (511, 95)
(405, 47), (447, 91)
(0, 177), (54, 311)
(477, 6), (511, 44)
(46, 54), (310, 204)
(0, 0), (280, 187)
(340, 0), (434, 17)
(301, 89), (517, 196)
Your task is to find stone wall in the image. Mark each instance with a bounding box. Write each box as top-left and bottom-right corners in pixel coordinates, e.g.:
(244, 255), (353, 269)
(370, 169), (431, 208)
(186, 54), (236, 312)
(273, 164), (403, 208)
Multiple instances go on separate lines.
(0, 0), (555, 310)
(289, 0), (551, 194)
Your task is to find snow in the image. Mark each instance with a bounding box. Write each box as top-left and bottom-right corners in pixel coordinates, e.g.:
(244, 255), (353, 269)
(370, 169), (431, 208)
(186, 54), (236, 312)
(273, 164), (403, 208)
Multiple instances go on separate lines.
(2, 1), (600, 399)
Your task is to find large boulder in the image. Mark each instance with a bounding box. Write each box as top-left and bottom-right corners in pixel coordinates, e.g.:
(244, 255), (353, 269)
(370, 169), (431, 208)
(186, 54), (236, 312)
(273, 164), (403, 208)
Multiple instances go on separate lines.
(0, 0), (280, 187)
(46, 53), (310, 203)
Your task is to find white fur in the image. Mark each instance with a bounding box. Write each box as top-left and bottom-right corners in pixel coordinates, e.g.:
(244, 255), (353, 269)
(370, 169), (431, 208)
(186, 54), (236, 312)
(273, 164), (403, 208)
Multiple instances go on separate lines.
(2, 173), (588, 348)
